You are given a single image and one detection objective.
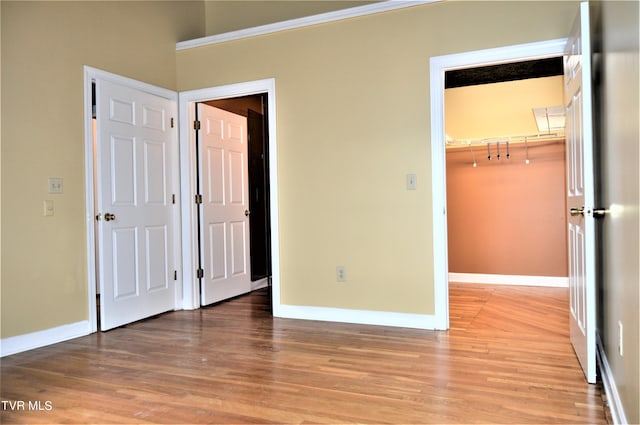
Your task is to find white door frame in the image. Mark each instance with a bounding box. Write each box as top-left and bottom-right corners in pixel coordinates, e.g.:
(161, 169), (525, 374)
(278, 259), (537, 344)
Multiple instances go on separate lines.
(429, 39), (567, 330)
(83, 66), (182, 333)
(178, 79), (280, 311)
(84, 70), (280, 331)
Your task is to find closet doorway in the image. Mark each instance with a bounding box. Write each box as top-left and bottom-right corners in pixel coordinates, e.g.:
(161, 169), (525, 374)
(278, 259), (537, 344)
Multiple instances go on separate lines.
(178, 79), (279, 313)
(196, 95), (272, 306)
(443, 58), (569, 335)
(444, 58), (568, 287)
(432, 28), (598, 383)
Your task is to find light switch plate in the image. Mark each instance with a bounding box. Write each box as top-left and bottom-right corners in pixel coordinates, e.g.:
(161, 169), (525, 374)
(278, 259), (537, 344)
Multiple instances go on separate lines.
(48, 178), (63, 194)
(406, 174), (417, 190)
(618, 320), (624, 356)
(44, 200), (54, 216)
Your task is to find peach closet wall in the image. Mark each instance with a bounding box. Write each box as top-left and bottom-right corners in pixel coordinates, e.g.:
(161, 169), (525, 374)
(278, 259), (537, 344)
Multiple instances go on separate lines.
(446, 141), (568, 277)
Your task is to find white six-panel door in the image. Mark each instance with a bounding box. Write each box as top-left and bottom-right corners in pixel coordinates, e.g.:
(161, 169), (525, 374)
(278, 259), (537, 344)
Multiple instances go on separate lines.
(96, 79), (178, 331)
(564, 2), (596, 383)
(197, 104), (252, 306)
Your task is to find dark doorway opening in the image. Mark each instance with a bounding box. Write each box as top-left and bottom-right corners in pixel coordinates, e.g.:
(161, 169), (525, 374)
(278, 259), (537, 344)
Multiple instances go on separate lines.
(205, 94), (273, 284)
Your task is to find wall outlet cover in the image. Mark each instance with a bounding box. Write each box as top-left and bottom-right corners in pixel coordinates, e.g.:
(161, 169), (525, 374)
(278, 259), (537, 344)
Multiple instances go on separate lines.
(48, 178), (63, 194)
(336, 266), (346, 282)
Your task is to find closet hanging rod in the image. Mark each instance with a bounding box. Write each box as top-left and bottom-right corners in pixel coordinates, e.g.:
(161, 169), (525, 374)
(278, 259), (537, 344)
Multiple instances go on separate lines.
(446, 131), (565, 148)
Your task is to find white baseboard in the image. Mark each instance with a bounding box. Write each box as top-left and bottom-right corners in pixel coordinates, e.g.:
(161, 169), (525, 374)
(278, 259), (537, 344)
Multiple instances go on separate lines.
(1, 321), (91, 357)
(448, 272), (569, 288)
(251, 277), (270, 291)
(597, 331), (628, 425)
(274, 304), (439, 330)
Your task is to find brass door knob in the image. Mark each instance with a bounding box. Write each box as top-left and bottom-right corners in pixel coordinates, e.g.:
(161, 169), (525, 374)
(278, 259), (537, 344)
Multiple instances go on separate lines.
(104, 213), (116, 221)
(244, 210), (250, 217)
(570, 207), (584, 217)
(592, 208), (608, 218)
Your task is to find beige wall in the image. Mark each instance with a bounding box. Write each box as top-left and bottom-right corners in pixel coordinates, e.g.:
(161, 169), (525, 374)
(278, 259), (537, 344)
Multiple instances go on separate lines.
(592, 1), (640, 423)
(447, 141), (567, 277)
(2, 1), (637, 422)
(0, 0), (583, 326)
(0, 1), (204, 338)
(177, 1), (579, 314)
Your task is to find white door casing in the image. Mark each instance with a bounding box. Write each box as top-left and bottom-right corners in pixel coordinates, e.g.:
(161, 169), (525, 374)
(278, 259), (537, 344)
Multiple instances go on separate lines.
(197, 104), (253, 305)
(429, 39), (567, 330)
(85, 72), (279, 331)
(177, 79), (280, 313)
(429, 32), (597, 382)
(95, 77), (178, 331)
(564, 2), (597, 384)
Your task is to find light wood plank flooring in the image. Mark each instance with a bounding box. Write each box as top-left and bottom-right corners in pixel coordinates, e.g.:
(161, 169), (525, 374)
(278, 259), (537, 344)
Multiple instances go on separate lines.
(1, 284), (607, 424)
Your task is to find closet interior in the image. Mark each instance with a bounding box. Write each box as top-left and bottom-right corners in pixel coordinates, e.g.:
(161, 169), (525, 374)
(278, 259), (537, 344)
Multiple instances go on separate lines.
(445, 61), (568, 280)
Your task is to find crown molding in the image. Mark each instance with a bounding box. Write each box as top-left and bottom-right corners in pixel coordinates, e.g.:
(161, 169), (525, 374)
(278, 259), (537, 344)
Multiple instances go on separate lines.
(176, 0), (439, 51)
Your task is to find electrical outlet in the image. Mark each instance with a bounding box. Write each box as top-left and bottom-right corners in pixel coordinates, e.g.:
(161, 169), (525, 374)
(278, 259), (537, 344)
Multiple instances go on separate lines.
(48, 177), (63, 194)
(618, 320), (624, 356)
(336, 266), (346, 282)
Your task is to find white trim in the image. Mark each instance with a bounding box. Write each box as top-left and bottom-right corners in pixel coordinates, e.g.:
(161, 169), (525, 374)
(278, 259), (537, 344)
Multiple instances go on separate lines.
(1, 321), (91, 357)
(85, 66), (177, 100)
(83, 66), (182, 331)
(430, 39), (568, 331)
(597, 331), (628, 425)
(449, 273), (568, 288)
(83, 67), (98, 333)
(277, 305), (438, 330)
(176, 0), (439, 50)
(178, 79), (281, 313)
(251, 277), (270, 291)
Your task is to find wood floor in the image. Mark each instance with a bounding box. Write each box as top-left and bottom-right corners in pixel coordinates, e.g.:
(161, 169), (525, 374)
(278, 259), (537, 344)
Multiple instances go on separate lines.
(1, 284), (607, 424)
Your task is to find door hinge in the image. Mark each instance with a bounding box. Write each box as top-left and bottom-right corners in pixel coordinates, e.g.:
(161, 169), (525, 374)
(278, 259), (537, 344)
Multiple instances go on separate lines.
(193, 120), (201, 130)
(196, 268), (204, 279)
(172, 194), (176, 204)
(195, 194), (203, 204)
(174, 270), (177, 281)
(170, 117), (175, 128)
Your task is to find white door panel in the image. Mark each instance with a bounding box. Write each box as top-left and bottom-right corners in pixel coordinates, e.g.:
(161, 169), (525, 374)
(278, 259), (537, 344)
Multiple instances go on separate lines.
(208, 222), (227, 281)
(112, 227), (138, 298)
(205, 146), (225, 203)
(198, 104), (252, 305)
(564, 1), (596, 383)
(230, 221), (247, 275)
(111, 136), (136, 205)
(146, 225), (169, 291)
(229, 150), (246, 204)
(97, 79), (177, 331)
(144, 141), (168, 204)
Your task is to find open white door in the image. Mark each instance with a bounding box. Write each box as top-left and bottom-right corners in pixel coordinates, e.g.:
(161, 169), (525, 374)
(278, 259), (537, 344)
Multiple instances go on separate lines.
(564, 2), (596, 383)
(197, 104), (252, 305)
(96, 78), (178, 331)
